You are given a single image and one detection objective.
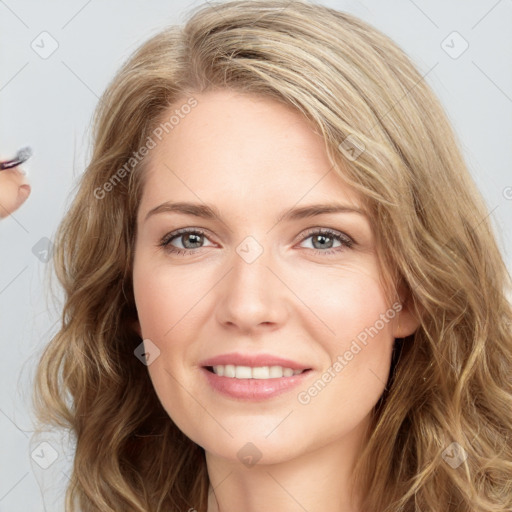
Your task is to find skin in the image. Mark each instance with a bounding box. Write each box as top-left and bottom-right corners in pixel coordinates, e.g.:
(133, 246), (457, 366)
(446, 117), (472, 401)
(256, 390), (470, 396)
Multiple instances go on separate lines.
(132, 90), (420, 512)
(0, 164), (30, 218)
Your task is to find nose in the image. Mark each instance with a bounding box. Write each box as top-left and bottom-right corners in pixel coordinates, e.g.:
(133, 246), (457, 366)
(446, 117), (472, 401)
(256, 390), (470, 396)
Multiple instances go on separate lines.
(215, 241), (290, 333)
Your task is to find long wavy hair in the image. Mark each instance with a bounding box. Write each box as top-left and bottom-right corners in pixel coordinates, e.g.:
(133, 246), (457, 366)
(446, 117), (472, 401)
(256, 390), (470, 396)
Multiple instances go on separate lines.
(32, 1), (512, 510)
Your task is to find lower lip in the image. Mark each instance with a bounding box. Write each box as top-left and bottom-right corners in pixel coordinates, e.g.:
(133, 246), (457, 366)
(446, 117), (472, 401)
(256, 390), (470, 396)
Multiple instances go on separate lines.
(201, 367), (312, 401)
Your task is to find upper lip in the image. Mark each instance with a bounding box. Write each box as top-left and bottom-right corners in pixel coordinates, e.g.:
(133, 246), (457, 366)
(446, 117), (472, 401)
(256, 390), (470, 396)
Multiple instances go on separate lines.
(200, 353), (312, 371)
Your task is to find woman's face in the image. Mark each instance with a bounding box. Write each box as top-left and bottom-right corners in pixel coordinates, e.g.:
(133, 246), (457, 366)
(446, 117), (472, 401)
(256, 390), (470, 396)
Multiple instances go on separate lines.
(132, 90), (418, 465)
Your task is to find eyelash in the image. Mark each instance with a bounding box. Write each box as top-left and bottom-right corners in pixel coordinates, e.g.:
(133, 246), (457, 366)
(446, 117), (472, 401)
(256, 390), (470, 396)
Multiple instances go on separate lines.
(158, 227), (354, 257)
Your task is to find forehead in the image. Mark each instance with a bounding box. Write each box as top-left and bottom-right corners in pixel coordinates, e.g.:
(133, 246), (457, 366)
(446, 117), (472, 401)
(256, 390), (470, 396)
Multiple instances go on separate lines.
(139, 90), (363, 215)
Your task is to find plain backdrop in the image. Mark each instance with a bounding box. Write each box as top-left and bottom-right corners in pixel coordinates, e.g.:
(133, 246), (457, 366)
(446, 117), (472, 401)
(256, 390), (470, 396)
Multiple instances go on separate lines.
(1, 0), (511, 510)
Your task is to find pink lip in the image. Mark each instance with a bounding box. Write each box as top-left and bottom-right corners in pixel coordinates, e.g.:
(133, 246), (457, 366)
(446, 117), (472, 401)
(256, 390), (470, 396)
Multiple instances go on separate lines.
(201, 367), (313, 401)
(199, 352), (311, 371)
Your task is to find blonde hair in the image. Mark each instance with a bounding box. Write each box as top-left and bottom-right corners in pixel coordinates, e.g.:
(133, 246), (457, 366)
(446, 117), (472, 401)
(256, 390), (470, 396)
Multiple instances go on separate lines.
(32, 1), (512, 510)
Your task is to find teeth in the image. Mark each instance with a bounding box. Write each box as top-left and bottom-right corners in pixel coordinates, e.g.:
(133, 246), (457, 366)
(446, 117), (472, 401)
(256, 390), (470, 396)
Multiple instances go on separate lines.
(252, 366), (270, 379)
(211, 365), (304, 379)
(224, 364), (236, 378)
(235, 366), (252, 379)
(270, 365), (284, 378)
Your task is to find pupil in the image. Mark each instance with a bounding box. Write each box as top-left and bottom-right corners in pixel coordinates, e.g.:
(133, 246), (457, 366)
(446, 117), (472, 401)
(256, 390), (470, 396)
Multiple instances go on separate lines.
(184, 233), (202, 248)
(313, 234), (332, 249)
(181, 233), (335, 250)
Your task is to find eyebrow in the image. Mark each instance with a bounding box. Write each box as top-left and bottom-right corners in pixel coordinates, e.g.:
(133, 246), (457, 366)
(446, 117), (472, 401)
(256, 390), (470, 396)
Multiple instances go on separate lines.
(144, 201), (366, 224)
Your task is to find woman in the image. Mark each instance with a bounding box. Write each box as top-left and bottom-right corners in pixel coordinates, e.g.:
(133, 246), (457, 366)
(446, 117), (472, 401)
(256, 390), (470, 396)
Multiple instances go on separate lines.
(32, 1), (512, 511)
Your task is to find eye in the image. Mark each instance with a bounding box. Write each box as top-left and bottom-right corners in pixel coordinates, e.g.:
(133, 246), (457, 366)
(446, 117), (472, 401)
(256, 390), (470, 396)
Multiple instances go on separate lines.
(158, 227), (354, 257)
(297, 228), (354, 256)
(159, 228), (215, 256)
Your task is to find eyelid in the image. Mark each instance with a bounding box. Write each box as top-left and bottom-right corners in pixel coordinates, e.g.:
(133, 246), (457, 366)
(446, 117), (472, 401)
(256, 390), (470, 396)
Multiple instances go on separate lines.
(159, 225), (355, 257)
(295, 226), (355, 246)
(160, 227), (215, 246)
(161, 226), (355, 243)
(160, 227), (354, 246)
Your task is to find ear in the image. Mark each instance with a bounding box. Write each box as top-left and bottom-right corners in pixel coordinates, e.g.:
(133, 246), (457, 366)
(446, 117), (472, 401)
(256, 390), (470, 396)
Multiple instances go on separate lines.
(131, 319), (142, 338)
(393, 286), (421, 339)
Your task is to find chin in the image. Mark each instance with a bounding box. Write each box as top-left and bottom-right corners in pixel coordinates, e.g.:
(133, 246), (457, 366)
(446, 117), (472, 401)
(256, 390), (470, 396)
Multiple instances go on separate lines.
(203, 437), (302, 467)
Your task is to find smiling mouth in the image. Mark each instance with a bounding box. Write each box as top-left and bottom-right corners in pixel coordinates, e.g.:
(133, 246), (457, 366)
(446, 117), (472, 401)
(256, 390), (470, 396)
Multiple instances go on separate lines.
(204, 365), (312, 379)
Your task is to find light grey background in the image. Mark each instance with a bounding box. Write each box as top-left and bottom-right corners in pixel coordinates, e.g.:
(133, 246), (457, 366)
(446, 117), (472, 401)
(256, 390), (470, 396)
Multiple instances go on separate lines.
(1, 0), (511, 510)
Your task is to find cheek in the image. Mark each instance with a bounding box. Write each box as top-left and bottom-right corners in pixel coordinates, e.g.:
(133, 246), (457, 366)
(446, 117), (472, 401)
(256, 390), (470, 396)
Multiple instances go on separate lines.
(290, 259), (396, 407)
(132, 255), (212, 338)
(286, 257), (392, 342)
(132, 257), (197, 419)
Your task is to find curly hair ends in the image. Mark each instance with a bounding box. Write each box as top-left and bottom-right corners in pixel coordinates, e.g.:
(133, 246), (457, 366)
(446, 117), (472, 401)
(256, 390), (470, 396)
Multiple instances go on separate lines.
(32, 1), (512, 511)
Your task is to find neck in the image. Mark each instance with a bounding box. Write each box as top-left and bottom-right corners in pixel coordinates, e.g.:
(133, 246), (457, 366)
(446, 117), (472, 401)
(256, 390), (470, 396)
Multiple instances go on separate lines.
(205, 422), (368, 512)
